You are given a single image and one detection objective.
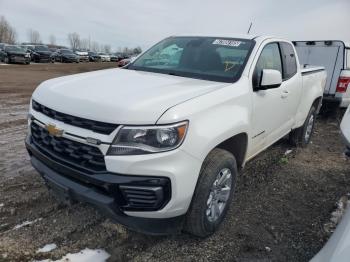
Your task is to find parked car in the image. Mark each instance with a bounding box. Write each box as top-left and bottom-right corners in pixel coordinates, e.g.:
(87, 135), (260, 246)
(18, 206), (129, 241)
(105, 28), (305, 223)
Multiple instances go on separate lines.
(117, 57), (131, 67)
(341, 105), (350, 156)
(26, 35), (326, 236)
(0, 43), (6, 50)
(110, 53), (125, 62)
(51, 49), (79, 63)
(0, 45), (31, 64)
(98, 52), (110, 62)
(294, 40), (350, 109)
(74, 50), (89, 62)
(20, 45), (34, 55)
(30, 45), (52, 63)
(88, 51), (101, 62)
(311, 206), (350, 262)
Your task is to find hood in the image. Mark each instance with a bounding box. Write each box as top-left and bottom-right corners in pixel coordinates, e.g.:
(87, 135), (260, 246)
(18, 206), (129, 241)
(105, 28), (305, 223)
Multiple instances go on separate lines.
(63, 54), (77, 58)
(75, 51), (88, 55)
(7, 51), (26, 55)
(32, 68), (229, 124)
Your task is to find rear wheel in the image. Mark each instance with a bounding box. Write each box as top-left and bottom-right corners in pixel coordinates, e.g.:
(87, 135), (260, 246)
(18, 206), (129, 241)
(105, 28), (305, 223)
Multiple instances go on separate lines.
(184, 148), (237, 237)
(289, 105), (317, 147)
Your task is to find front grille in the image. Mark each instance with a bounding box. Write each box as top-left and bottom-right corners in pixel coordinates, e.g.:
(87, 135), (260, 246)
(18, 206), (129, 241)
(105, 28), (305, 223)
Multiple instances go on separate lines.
(30, 122), (106, 172)
(32, 100), (118, 135)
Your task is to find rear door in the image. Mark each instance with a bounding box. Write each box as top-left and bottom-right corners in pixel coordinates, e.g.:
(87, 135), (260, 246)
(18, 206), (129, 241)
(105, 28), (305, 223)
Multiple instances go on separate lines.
(295, 41), (344, 95)
(279, 42), (303, 121)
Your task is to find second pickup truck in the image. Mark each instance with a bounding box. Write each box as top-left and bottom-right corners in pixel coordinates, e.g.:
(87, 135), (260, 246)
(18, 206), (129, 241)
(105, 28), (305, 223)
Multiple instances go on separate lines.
(26, 35), (326, 237)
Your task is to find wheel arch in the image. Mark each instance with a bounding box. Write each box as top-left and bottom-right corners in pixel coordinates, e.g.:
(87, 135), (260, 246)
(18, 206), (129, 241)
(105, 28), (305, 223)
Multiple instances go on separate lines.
(214, 132), (248, 170)
(313, 96), (323, 113)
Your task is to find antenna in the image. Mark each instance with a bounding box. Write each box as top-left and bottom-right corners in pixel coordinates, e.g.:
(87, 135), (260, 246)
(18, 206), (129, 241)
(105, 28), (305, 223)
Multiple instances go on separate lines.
(247, 22), (253, 34)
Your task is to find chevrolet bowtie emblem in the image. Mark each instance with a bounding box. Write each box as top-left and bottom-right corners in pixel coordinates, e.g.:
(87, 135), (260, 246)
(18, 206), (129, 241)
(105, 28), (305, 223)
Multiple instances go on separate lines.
(46, 124), (64, 137)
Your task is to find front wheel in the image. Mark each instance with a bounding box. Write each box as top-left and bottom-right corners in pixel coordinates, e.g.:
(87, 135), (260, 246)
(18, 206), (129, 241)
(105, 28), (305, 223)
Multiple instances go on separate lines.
(184, 148), (237, 237)
(289, 105), (317, 147)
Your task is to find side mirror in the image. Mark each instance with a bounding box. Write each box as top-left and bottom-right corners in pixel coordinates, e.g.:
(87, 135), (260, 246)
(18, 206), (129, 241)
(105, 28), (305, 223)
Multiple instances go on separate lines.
(259, 69), (282, 90)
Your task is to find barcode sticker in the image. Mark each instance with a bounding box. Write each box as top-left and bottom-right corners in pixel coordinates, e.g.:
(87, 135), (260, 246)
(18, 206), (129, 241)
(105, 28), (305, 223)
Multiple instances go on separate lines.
(212, 39), (243, 47)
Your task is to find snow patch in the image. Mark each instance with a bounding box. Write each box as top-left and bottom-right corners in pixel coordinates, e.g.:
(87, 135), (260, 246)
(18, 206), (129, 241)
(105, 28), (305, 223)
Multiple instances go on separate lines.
(324, 194), (350, 233)
(13, 218), (42, 230)
(33, 248), (110, 262)
(36, 244), (57, 253)
(284, 149), (293, 156)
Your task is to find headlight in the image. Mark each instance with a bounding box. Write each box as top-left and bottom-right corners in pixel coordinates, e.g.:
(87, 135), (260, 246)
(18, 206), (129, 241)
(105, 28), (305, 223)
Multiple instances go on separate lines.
(107, 121), (188, 155)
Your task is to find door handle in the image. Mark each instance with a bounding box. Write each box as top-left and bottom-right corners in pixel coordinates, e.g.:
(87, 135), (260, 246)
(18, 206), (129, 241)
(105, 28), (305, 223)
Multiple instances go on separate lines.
(281, 90), (289, 98)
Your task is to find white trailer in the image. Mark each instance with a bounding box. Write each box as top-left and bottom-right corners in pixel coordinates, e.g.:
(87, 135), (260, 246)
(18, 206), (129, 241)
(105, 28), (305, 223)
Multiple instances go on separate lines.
(294, 40), (350, 108)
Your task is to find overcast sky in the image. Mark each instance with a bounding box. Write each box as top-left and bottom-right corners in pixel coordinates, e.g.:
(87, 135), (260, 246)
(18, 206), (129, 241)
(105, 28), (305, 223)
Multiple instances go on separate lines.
(0, 0), (349, 51)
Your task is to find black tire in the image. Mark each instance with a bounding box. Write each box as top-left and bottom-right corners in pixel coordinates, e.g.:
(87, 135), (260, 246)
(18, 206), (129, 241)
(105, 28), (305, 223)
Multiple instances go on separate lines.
(184, 148), (237, 237)
(289, 105), (317, 147)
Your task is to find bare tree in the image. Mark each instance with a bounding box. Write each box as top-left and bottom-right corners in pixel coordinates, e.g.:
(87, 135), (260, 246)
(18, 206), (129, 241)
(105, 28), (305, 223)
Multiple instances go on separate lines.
(90, 41), (100, 52)
(67, 32), (80, 50)
(80, 38), (89, 50)
(28, 29), (41, 44)
(103, 44), (111, 54)
(49, 34), (56, 45)
(122, 47), (130, 55)
(133, 46), (142, 55)
(0, 16), (17, 44)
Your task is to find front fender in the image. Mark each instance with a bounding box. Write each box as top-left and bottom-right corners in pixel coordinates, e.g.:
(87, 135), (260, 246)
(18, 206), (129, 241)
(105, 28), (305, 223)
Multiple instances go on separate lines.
(157, 82), (251, 163)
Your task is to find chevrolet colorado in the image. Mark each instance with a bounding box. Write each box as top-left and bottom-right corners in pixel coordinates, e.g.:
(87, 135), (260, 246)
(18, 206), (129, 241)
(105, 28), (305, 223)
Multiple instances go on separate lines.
(26, 35), (326, 237)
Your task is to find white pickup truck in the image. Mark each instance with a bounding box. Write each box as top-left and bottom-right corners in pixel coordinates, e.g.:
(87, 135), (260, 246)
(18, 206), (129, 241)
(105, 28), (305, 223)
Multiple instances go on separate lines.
(26, 35), (326, 237)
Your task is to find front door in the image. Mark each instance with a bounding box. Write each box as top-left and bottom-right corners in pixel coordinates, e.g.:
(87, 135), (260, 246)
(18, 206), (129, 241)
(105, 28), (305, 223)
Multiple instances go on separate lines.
(249, 42), (295, 156)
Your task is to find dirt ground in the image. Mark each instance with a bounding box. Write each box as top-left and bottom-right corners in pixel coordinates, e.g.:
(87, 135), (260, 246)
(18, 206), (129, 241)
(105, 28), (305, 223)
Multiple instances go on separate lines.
(0, 63), (349, 262)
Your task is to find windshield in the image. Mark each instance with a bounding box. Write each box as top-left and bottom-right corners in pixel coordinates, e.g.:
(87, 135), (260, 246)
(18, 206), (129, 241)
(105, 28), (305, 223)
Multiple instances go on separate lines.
(35, 45), (49, 51)
(5, 45), (24, 52)
(129, 36), (254, 82)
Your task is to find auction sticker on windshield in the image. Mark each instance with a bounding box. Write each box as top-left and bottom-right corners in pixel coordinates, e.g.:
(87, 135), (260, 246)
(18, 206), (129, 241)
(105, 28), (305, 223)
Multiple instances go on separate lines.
(212, 39), (243, 47)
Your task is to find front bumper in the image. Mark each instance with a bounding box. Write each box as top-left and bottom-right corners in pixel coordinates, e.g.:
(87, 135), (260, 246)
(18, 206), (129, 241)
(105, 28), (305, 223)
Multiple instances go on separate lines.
(10, 55), (30, 63)
(25, 135), (185, 234)
(62, 57), (78, 62)
(78, 56), (89, 62)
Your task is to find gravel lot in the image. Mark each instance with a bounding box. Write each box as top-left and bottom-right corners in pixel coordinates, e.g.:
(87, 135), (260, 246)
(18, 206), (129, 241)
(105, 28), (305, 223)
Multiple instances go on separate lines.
(0, 63), (349, 262)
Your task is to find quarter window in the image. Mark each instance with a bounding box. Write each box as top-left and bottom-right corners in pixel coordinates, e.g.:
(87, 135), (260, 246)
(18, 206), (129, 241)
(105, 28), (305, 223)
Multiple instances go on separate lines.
(280, 42), (297, 79)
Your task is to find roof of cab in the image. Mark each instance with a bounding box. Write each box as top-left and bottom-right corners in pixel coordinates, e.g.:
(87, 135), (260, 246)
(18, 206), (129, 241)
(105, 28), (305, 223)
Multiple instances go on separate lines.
(171, 34), (265, 40)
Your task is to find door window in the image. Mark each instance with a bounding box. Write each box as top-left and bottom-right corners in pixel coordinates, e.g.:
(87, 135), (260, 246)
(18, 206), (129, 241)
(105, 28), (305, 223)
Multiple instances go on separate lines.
(253, 43), (282, 88)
